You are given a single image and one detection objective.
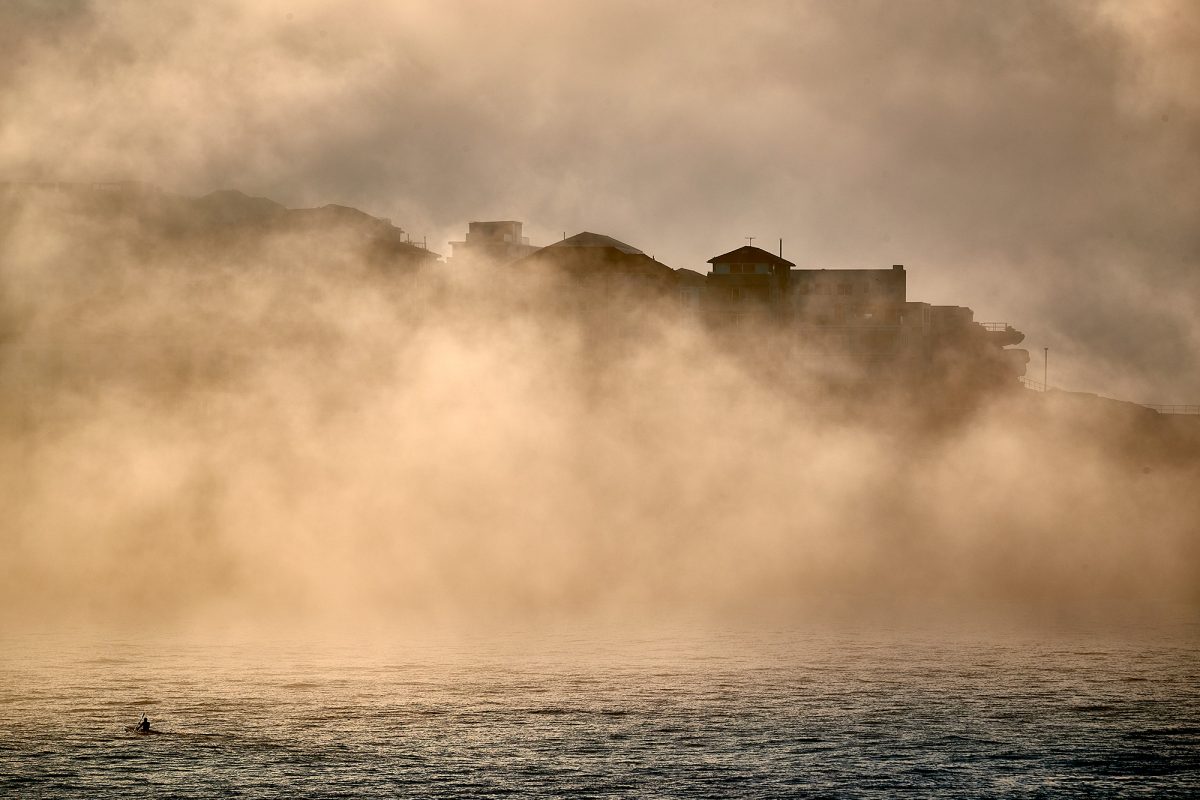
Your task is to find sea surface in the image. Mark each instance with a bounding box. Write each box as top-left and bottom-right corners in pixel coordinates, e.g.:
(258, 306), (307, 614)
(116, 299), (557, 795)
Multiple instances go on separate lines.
(1, 624), (1198, 798)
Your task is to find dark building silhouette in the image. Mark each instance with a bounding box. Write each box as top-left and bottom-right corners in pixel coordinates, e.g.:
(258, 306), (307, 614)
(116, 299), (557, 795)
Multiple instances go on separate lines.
(703, 245), (1027, 389)
(497, 228), (1026, 392)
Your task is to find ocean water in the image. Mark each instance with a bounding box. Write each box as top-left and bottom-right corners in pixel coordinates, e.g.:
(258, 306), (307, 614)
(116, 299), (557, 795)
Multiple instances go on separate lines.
(1, 625), (1198, 798)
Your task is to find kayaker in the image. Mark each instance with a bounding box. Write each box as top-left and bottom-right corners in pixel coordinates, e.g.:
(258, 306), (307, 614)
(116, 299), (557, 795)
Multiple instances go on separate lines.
(139, 715), (150, 732)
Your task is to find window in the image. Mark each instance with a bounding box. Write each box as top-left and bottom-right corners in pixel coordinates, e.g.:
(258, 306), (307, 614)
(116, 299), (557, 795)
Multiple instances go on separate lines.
(838, 284), (852, 296)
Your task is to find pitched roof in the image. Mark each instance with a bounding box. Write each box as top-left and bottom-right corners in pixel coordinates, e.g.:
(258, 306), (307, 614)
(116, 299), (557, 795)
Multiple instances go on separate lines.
(707, 245), (795, 267)
(674, 267), (708, 286)
(513, 232), (675, 279)
(549, 231), (644, 255)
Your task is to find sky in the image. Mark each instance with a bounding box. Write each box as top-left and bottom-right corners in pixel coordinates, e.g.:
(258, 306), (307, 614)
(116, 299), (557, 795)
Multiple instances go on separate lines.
(1, 0), (1197, 400)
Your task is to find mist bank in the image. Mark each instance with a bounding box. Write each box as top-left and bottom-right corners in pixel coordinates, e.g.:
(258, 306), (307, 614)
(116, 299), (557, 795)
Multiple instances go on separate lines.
(4, 0), (1198, 404)
(1, 188), (1197, 635)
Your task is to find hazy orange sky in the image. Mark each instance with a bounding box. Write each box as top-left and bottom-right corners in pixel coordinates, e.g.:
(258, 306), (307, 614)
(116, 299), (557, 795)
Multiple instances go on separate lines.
(1, 0), (1197, 400)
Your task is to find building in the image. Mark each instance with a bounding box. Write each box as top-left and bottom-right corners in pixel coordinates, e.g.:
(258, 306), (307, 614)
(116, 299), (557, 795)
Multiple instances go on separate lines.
(700, 243), (1028, 388)
(791, 265), (906, 325)
(674, 268), (708, 315)
(706, 245), (795, 324)
(509, 231), (677, 284)
(449, 220), (540, 265)
(441, 219), (1030, 391)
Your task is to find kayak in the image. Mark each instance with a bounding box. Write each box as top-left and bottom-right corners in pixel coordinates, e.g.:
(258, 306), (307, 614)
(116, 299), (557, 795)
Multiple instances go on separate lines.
(125, 726), (163, 735)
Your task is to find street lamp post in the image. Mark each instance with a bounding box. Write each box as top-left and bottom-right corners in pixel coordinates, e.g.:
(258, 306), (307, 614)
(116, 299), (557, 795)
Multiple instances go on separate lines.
(1043, 347), (1049, 390)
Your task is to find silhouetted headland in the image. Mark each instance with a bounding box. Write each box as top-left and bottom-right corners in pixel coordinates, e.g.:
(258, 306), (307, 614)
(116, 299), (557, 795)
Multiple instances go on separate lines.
(2, 179), (1195, 451)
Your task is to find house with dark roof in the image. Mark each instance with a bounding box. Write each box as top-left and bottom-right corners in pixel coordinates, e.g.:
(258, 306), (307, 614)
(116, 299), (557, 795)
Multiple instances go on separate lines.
(510, 231), (677, 283)
(705, 245), (796, 324)
(707, 245), (795, 276)
(547, 232), (646, 255)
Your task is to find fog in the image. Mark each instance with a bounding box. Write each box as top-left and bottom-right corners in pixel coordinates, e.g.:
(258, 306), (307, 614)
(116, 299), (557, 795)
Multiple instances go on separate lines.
(0, 190), (1196, 636)
(0, 2), (1198, 636)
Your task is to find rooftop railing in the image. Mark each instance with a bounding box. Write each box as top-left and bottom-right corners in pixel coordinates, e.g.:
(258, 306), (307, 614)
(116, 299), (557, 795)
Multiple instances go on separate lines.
(1019, 376), (1048, 392)
(1020, 378), (1198, 414)
(1142, 404), (1200, 415)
